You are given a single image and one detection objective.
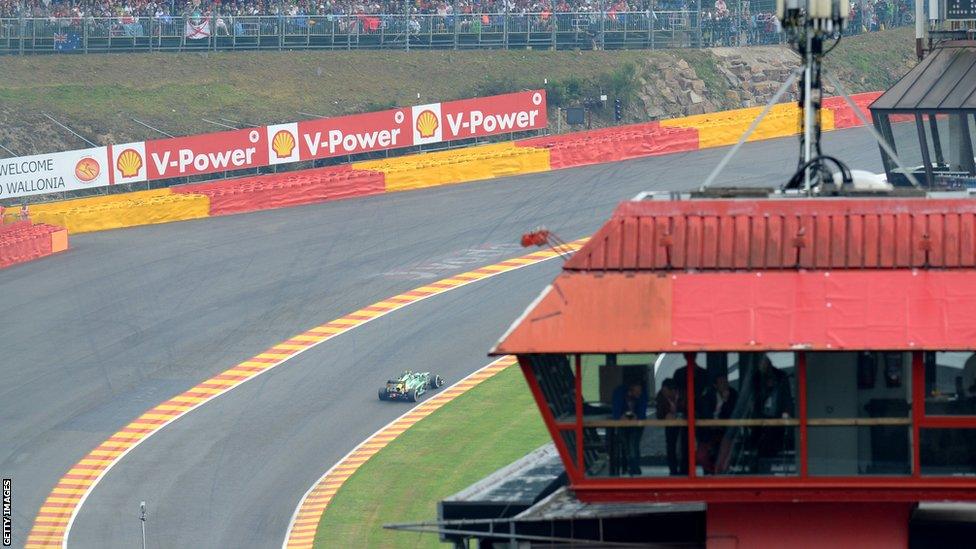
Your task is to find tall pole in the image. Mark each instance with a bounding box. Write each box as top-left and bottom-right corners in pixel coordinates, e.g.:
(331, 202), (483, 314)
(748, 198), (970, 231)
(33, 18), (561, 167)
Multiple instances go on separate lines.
(139, 501), (147, 549)
(914, 0), (924, 59)
(803, 30), (813, 192)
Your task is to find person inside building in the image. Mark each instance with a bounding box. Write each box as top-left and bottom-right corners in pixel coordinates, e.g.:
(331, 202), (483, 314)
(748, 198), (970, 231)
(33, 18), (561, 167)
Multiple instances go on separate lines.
(751, 354), (795, 472)
(655, 378), (681, 475)
(698, 374), (738, 474)
(612, 379), (647, 476)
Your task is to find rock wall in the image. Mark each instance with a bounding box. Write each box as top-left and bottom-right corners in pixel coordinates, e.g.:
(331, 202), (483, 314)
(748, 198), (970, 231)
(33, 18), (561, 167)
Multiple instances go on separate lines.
(636, 46), (809, 121)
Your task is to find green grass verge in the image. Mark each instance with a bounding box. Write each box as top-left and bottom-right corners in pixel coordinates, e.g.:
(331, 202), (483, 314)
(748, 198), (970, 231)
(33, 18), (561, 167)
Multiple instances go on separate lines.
(314, 364), (549, 548)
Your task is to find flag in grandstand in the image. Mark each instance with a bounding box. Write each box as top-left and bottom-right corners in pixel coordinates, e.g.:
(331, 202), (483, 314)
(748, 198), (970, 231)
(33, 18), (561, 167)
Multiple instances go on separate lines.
(120, 16), (144, 37)
(53, 31), (80, 52)
(185, 18), (212, 40)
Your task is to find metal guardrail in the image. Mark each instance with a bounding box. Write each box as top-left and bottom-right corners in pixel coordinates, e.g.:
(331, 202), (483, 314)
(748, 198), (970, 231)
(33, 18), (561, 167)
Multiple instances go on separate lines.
(0, 11), (912, 54)
(0, 12), (709, 53)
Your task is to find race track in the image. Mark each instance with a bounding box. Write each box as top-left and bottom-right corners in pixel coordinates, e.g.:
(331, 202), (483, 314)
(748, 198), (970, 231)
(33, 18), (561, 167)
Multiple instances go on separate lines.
(0, 127), (884, 548)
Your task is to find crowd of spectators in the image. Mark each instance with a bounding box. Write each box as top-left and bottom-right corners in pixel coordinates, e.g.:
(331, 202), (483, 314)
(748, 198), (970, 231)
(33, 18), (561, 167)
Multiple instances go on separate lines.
(0, 0), (592, 18)
(700, 0), (913, 47)
(0, 0), (915, 20)
(0, 0), (915, 47)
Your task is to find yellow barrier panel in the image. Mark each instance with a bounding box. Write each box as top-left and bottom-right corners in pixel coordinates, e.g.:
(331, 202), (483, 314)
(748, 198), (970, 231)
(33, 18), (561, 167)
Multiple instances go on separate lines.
(19, 190), (210, 234)
(662, 103), (835, 149)
(1, 190), (174, 224)
(354, 142), (550, 192)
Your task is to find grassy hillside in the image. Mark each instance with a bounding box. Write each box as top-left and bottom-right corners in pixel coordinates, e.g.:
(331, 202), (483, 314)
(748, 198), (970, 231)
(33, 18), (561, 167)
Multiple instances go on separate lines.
(0, 27), (915, 155)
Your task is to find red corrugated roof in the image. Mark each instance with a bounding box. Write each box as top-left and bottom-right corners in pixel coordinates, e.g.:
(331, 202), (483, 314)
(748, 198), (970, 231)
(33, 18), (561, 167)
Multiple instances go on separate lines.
(565, 198), (976, 271)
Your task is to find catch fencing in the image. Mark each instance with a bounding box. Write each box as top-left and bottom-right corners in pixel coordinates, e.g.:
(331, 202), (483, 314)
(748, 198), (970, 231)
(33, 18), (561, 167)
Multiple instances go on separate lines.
(0, 12), (705, 53)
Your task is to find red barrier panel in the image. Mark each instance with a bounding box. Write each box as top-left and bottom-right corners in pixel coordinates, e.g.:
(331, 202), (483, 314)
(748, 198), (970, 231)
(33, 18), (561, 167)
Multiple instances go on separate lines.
(174, 164), (385, 216)
(519, 122), (699, 169)
(0, 221), (63, 269)
(823, 92), (882, 129)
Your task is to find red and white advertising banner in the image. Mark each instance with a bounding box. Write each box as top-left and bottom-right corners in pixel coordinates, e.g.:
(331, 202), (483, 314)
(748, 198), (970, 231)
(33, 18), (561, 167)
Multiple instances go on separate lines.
(2, 91), (548, 196)
(145, 127), (269, 180)
(0, 147), (110, 199)
(294, 108), (412, 161)
(439, 90), (547, 141)
(110, 141), (147, 185)
(291, 90), (546, 162)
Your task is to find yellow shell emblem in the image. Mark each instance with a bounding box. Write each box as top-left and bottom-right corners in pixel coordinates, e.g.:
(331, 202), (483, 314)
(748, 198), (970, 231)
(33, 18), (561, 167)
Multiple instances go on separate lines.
(272, 130), (296, 158)
(116, 149), (143, 178)
(416, 110), (439, 139)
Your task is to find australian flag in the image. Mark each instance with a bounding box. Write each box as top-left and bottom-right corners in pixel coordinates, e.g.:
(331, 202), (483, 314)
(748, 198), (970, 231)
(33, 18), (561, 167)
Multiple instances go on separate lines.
(53, 31), (81, 52)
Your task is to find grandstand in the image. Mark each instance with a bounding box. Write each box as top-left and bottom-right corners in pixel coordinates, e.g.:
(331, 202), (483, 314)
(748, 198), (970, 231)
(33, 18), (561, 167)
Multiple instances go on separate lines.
(0, 0), (913, 53)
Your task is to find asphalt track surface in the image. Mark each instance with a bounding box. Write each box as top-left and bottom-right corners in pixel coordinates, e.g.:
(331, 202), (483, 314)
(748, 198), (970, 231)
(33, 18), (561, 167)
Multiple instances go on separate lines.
(0, 127), (885, 548)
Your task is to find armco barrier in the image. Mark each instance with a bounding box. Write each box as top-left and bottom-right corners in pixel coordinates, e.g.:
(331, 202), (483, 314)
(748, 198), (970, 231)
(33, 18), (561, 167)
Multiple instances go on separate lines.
(353, 142), (550, 192)
(517, 122), (699, 169)
(22, 189), (210, 234)
(0, 221), (68, 269)
(173, 165), (385, 216)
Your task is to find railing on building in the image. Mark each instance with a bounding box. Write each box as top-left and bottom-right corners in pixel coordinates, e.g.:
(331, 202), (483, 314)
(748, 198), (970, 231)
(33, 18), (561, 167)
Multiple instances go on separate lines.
(0, 12), (709, 54)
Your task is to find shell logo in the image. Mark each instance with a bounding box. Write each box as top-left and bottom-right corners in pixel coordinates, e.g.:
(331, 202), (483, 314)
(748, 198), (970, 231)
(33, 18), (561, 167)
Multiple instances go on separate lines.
(74, 157), (100, 183)
(272, 130), (296, 159)
(416, 109), (439, 139)
(116, 148), (143, 178)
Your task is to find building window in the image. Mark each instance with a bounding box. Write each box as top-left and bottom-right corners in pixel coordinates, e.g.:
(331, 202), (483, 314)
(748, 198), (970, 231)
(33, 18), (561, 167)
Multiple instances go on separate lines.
(921, 352), (976, 476)
(578, 354), (684, 477)
(920, 429), (976, 476)
(700, 352), (798, 476)
(806, 352), (911, 476)
(526, 350), (976, 484)
(526, 354), (577, 423)
(924, 352), (976, 416)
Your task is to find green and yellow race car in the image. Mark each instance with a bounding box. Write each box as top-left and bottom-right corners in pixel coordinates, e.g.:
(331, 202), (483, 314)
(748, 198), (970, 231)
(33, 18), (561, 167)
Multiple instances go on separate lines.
(378, 370), (444, 402)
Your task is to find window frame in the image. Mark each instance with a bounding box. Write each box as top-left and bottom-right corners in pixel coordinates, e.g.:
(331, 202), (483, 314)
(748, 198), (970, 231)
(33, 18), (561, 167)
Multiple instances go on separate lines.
(518, 351), (976, 495)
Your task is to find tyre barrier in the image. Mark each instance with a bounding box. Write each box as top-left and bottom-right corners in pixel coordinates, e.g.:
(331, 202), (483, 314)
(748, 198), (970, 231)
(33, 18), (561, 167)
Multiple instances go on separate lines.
(0, 220), (68, 269)
(0, 91), (882, 248)
(822, 92), (882, 129)
(516, 122), (699, 169)
(353, 142), (551, 192)
(660, 102), (836, 149)
(18, 189), (210, 234)
(173, 165), (386, 216)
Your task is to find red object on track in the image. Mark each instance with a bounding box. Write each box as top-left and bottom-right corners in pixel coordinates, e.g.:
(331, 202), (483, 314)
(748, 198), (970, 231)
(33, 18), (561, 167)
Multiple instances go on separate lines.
(520, 229), (551, 248)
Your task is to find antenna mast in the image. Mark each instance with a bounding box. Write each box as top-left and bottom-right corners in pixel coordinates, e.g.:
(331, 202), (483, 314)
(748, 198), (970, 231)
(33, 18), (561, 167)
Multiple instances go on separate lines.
(777, 0), (849, 192)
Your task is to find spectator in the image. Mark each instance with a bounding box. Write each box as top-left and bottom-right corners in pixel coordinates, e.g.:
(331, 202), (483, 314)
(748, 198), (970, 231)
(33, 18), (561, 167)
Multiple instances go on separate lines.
(612, 379), (648, 476)
(0, 0), (914, 45)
